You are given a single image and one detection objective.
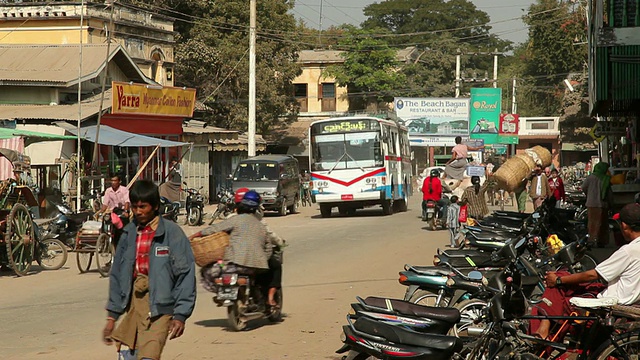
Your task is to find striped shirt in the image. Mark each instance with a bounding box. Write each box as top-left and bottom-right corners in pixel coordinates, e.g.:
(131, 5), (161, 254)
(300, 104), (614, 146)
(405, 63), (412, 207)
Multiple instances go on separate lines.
(201, 214), (272, 269)
(462, 183), (489, 220)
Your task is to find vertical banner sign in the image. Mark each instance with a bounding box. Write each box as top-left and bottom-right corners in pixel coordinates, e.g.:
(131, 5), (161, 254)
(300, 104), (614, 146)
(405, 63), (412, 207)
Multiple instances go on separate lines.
(469, 88), (502, 145)
(499, 113), (519, 144)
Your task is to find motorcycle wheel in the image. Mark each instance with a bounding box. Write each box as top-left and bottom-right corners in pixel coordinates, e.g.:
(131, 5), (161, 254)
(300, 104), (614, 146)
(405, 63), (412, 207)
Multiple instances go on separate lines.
(36, 237), (68, 271)
(267, 288), (283, 322)
(227, 300), (247, 331)
(451, 299), (488, 337)
(209, 208), (223, 225)
(187, 207), (202, 227)
(408, 289), (448, 307)
(428, 217), (437, 231)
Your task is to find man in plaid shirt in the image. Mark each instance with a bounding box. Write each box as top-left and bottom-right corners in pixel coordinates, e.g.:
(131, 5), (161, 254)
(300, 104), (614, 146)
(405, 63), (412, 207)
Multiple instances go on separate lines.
(103, 180), (196, 360)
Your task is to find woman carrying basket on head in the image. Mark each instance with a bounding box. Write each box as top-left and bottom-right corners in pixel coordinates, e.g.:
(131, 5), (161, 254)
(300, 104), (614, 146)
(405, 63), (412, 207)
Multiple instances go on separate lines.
(445, 136), (483, 180)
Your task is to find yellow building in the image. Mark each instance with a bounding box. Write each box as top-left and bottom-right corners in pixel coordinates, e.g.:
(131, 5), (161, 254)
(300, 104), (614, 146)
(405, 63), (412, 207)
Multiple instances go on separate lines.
(0, 1), (175, 86)
(294, 47), (419, 118)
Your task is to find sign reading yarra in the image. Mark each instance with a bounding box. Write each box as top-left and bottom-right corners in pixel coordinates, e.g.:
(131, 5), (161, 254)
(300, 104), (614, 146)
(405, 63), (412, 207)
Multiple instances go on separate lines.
(112, 81), (197, 117)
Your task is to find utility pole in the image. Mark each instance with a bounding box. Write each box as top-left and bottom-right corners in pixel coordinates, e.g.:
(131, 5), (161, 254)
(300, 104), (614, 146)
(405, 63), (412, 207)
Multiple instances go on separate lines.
(76, 0), (85, 211)
(248, 0), (256, 157)
(318, 0), (324, 47)
(511, 78), (517, 114)
(493, 48), (498, 88)
(455, 49), (461, 98)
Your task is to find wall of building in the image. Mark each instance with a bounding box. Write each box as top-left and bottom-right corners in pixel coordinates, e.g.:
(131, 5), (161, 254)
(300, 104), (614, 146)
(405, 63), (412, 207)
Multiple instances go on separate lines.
(0, 86), (56, 105)
(293, 66), (349, 114)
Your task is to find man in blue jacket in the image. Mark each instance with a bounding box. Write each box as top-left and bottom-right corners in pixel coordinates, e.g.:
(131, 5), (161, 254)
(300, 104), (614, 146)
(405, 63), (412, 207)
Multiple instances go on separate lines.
(102, 180), (196, 360)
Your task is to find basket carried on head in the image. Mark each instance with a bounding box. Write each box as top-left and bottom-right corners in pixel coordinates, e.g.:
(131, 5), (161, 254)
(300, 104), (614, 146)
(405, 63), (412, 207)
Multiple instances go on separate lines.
(493, 154), (536, 192)
(190, 232), (230, 267)
(525, 145), (552, 168)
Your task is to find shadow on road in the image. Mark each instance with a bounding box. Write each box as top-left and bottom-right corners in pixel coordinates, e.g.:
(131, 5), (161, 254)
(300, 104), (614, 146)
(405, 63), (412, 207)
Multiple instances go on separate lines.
(194, 314), (287, 331)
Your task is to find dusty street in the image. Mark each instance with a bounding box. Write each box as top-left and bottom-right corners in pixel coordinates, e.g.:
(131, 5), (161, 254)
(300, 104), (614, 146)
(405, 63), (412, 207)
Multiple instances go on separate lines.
(0, 196), (449, 360)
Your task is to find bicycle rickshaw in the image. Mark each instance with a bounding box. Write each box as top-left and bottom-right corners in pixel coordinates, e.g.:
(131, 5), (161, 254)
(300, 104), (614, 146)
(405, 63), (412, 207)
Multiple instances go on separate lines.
(0, 149), (67, 276)
(74, 207), (124, 277)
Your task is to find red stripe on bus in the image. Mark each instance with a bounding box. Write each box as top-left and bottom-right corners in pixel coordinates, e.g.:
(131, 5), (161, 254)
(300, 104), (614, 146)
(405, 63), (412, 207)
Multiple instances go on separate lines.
(312, 168), (386, 187)
(384, 156), (402, 161)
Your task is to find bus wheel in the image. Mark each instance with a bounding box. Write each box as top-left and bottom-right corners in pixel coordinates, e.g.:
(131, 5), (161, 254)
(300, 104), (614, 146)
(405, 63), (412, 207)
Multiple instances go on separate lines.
(320, 205), (332, 218)
(338, 206), (348, 216)
(382, 198), (394, 215)
(396, 183), (409, 212)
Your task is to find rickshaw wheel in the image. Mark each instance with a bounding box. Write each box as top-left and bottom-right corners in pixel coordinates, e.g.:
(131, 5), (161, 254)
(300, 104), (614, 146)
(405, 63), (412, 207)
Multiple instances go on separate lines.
(5, 203), (35, 276)
(76, 251), (93, 273)
(95, 233), (113, 277)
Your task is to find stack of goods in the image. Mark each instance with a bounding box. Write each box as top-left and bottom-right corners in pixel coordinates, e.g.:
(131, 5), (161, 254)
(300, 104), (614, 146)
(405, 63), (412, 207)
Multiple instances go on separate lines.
(493, 145), (552, 191)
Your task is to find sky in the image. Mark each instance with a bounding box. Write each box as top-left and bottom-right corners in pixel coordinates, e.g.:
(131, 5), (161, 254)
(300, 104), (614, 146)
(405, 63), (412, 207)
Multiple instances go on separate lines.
(292, 0), (537, 44)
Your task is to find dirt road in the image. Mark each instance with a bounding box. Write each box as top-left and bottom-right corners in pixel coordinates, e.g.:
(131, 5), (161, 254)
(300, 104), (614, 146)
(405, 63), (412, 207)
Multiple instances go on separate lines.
(0, 197), (448, 360)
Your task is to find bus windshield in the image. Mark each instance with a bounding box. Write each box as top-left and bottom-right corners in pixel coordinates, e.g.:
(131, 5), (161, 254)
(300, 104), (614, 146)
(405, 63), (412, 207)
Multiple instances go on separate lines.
(311, 132), (383, 171)
(233, 162), (279, 181)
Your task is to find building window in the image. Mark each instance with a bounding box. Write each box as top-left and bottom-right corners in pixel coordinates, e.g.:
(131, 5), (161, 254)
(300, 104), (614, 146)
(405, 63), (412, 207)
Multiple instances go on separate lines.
(294, 84), (308, 112)
(150, 50), (164, 83)
(319, 82), (336, 112)
(526, 120), (553, 130)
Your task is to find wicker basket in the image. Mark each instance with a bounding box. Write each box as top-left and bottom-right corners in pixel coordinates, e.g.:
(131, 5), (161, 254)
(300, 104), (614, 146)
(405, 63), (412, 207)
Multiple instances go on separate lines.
(525, 145), (552, 168)
(494, 154), (536, 192)
(190, 232), (230, 267)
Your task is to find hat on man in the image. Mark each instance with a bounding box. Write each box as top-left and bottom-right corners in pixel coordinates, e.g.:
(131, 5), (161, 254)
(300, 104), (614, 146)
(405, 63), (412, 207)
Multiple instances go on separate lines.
(616, 203), (640, 229)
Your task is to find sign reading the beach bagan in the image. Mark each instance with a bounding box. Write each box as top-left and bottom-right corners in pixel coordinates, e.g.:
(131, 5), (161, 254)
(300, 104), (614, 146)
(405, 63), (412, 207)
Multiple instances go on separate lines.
(111, 82), (197, 117)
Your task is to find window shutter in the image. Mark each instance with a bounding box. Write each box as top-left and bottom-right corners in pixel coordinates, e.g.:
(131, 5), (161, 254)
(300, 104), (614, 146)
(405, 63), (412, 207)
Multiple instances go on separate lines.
(317, 83), (323, 99)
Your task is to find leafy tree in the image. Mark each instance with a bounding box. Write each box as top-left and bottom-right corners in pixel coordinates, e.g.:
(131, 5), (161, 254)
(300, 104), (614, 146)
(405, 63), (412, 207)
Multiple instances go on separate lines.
(323, 27), (407, 111)
(519, 0), (587, 115)
(124, 0), (301, 134)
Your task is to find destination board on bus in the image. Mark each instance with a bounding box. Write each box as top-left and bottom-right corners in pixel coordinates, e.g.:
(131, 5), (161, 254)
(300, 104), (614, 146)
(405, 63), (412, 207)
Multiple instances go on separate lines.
(311, 119), (379, 135)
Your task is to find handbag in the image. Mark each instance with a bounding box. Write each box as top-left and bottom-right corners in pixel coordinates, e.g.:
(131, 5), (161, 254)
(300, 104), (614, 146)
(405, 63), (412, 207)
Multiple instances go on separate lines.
(458, 204), (468, 223)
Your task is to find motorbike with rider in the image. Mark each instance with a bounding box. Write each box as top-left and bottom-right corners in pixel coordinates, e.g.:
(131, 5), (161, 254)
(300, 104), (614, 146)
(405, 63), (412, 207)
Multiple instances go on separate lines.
(421, 169), (449, 230)
(190, 189), (284, 331)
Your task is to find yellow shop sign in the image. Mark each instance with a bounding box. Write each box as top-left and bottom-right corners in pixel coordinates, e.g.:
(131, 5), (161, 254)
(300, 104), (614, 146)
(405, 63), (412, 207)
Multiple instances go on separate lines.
(111, 82), (197, 117)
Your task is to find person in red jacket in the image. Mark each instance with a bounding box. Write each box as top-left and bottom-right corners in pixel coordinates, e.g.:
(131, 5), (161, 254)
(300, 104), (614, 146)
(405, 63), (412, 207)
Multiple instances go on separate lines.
(548, 168), (566, 201)
(422, 169), (447, 221)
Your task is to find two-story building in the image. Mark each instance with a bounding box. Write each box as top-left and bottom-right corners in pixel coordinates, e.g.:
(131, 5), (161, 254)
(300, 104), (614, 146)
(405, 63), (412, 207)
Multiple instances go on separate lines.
(0, 1), (176, 86)
(515, 116), (561, 169)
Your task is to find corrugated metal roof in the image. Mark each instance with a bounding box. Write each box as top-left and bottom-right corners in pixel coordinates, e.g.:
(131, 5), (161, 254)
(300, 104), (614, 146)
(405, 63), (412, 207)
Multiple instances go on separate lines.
(0, 89), (110, 121)
(182, 120), (238, 135)
(0, 44), (150, 85)
(212, 133), (266, 152)
(297, 50), (344, 64)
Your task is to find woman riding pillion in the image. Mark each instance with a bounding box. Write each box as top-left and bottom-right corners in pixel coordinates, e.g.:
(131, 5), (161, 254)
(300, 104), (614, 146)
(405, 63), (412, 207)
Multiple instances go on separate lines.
(190, 189), (284, 309)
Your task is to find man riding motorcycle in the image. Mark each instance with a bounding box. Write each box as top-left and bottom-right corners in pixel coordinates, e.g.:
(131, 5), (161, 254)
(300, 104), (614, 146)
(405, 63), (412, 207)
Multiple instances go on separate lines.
(422, 169), (448, 223)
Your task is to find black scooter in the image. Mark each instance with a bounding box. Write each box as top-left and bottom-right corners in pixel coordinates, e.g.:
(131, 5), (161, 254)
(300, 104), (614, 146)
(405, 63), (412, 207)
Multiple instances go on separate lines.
(46, 200), (94, 248)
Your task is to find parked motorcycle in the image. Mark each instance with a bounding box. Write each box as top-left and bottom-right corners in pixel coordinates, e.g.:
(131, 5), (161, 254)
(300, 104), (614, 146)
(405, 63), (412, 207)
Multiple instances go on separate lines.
(209, 188), (235, 224)
(159, 196), (181, 222)
(183, 182), (204, 226)
(46, 200), (94, 248)
(206, 264), (283, 331)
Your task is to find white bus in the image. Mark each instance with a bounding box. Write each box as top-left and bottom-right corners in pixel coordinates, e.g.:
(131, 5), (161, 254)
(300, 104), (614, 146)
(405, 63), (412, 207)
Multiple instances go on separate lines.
(309, 117), (413, 217)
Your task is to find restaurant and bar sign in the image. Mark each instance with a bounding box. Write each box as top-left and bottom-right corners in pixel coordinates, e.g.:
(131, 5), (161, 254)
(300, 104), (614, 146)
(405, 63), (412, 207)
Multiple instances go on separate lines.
(111, 81), (197, 117)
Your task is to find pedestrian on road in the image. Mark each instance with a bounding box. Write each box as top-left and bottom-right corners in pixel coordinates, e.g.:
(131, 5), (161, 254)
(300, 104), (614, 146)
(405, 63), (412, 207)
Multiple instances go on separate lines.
(103, 180), (196, 360)
(528, 165), (552, 209)
(548, 169), (566, 201)
(462, 176), (489, 220)
(582, 162), (613, 247)
(447, 195), (461, 247)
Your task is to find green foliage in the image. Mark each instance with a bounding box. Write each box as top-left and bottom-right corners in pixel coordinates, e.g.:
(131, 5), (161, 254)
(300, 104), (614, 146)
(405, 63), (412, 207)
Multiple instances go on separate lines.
(123, 0), (301, 134)
(324, 27), (407, 111)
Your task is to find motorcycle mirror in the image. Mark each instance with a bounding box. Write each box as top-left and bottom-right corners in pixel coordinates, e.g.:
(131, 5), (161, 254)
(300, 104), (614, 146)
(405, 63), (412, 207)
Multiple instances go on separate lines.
(227, 174), (233, 180)
(183, 182), (188, 186)
(468, 270), (483, 281)
(515, 237), (526, 249)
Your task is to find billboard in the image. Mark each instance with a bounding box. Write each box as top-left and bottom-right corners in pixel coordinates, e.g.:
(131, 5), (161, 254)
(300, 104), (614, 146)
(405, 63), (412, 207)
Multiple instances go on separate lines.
(469, 88), (502, 145)
(111, 81), (197, 117)
(394, 97), (470, 147)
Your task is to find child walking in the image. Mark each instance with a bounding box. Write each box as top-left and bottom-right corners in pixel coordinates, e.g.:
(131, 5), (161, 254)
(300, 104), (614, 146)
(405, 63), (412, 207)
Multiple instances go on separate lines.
(447, 195), (461, 247)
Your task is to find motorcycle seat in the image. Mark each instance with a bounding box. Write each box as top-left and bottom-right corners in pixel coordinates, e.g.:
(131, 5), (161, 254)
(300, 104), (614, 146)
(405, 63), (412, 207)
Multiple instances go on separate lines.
(361, 296), (461, 324)
(439, 249), (488, 258)
(406, 265), (450, 276)
(353, 316), (462, 351)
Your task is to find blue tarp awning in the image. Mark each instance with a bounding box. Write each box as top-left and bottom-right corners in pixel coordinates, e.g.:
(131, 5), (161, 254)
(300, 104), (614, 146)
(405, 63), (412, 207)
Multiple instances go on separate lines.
(56, 123), (188, 147)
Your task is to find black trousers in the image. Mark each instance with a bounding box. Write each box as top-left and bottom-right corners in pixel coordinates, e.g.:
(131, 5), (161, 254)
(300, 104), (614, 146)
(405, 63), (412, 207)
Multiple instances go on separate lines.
(257, 256), (282, 289)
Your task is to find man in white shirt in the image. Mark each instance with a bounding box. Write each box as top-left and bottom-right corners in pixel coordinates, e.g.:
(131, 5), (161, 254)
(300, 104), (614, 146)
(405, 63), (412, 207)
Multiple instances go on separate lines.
(534, 203), (640, 338)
